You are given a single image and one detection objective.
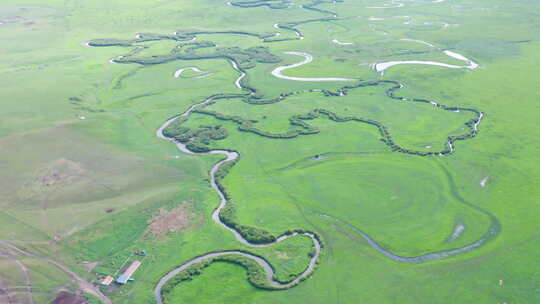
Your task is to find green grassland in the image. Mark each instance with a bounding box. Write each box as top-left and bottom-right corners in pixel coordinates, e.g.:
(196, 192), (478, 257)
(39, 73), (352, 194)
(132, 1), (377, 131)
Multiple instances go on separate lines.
(163, 262), (262, 304)
(1, 0), (540, 303)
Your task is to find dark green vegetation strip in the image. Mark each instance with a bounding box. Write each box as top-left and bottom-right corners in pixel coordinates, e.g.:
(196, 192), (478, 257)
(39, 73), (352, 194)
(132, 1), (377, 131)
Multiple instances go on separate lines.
(160, 259), (212, 297)
(231, 0), (292, 9)
(212, 254), (276, 289)
(218, 200), (277, 243)
(89, 0), (344, 52)
(160, 246), (322, 299)
(160, 253), (276, 299)
(115, 41), (280, 69)
(88, 33), (195, 47)
(90, 39), (277, 95)
(165, 79), (483, 157)
(163, 122), (228, 153)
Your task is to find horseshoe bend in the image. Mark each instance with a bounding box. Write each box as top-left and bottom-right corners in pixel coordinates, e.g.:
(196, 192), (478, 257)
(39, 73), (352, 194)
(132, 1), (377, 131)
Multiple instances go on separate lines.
(1, 0), (539, 303)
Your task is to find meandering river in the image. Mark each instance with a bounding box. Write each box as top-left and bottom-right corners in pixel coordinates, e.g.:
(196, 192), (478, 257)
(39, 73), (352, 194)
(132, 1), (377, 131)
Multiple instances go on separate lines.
(154, 95), (321, 304)
(271, 51), (357, 82)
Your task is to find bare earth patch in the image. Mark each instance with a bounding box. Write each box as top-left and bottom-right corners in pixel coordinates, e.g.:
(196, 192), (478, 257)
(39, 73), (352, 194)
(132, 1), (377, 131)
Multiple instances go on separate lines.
(16, 158), (87, 209)
(51, 291), (87, 304)
(276, 251), (290, 259)
(35, 158), (86, 187)
(147, 202), (195, 239)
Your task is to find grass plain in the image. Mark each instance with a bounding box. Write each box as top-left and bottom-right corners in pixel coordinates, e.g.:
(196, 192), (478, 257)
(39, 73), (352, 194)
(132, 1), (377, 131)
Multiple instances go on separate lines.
(1, 0), (539, 303)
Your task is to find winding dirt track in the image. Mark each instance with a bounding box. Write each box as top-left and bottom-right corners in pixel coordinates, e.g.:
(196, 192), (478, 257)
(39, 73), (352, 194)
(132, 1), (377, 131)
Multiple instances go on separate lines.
(0, 241), (111, 304)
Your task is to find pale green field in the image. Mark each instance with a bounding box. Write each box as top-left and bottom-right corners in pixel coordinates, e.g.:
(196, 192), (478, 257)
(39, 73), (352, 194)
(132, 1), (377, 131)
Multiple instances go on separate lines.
(1, 0), (539, 303)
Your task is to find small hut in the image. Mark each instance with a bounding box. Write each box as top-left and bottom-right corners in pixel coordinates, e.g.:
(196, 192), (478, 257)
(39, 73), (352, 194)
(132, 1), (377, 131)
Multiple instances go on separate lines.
(116, 260), (141, 284)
